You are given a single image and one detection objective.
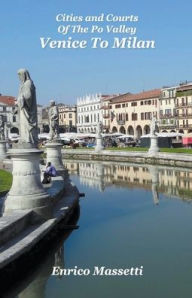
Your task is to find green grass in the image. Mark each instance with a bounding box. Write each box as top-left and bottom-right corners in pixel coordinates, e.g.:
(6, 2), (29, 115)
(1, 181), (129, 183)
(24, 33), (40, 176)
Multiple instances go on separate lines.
(107, 147), (148, 152)
(107, 147), (192, 154)
(0, 169), (12, 193)
(159, 148), (192, 154)
(64, 146), (192, 154)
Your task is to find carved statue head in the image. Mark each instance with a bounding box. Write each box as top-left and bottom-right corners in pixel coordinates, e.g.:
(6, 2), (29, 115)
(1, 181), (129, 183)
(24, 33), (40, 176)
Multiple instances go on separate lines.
(17, 69), (31, 83)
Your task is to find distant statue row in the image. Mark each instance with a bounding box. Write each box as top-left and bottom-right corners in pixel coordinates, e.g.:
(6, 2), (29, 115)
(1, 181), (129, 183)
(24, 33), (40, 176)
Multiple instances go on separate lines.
(4, 69), (158, 145)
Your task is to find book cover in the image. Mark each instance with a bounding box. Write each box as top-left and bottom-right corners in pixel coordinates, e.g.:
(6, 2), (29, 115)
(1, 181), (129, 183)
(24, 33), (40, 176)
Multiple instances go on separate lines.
(0, 1), (192, 298)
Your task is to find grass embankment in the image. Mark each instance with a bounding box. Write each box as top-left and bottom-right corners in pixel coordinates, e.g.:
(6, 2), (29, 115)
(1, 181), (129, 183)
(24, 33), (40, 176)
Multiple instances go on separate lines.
(0, 169), (12, 193)
(64, 146), (192, 154)
(108, 147), (192, 154)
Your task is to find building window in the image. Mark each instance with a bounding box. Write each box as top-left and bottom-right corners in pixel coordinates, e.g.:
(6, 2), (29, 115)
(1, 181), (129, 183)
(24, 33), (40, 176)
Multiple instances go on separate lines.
(141, 113), (144, 120)
(126, 113), (128, 121)
(131, 102), (137, 107)
(165, 109), (171, 115)
(132, 113), (137, 121)
(115, 104), (121, 108)
(69, 113), (72, 118)
(140, 101), (143, 105)
(122, 104), (125, 107)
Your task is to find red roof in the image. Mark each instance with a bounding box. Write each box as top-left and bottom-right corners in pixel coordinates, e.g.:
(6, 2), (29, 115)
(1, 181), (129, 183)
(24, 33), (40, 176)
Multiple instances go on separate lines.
(0, 96), (16, 106)
(110, 89), (161, 104)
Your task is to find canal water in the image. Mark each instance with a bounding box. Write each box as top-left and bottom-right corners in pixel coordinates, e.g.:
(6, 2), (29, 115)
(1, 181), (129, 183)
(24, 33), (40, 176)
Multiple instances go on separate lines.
(5, 160), (192, 298)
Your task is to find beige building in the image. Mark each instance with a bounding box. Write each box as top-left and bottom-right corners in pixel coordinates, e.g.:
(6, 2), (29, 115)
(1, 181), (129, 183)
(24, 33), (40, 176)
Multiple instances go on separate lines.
(106, 89), (161, 137)
(175, 83), (192, 134)
(58, 104), (77, 132)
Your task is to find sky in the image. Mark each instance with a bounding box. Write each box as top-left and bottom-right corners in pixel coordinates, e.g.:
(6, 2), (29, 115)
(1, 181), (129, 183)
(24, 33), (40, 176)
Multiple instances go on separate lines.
(0, 0), (192, 105)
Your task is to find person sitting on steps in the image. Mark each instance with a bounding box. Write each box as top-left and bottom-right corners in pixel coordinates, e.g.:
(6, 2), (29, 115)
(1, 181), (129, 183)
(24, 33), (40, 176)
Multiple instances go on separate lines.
(42, 162), (57, 184)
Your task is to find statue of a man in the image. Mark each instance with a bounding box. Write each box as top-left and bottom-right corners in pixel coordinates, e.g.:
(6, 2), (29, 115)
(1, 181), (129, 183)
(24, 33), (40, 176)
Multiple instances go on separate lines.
(48, 100), (59, 140)
(16, 69), (38, 145)
(0, 115), (5, 141)
(150, 116), (158, 136)
(97, 121), (103, 137)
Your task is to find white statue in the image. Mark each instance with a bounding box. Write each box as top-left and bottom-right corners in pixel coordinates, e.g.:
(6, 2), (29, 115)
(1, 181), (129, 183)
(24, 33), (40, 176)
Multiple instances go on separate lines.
(49, 100), (59, 140)
(150, 116), (158, 136)
(16, 69), (38, 145)
(97, 121), (103, 137)
(0, 115), (5, 141)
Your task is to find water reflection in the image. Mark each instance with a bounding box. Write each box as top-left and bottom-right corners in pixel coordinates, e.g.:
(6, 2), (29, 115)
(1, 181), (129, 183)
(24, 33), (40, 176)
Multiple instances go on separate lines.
(64, 160), (192, 204)
(3, 161), (192, 298)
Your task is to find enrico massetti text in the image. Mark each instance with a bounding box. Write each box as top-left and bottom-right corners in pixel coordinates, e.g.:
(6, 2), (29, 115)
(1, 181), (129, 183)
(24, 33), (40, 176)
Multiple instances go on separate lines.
(51, 266), (144, 276)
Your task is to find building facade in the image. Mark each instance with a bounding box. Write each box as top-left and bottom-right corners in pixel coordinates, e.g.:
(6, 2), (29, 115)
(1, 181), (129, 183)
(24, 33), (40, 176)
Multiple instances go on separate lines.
(77, 94), (103, 133)
(58, 104), (77, 132)
(108, 89), (161, 137)
(0, 95), (19, 136)
(175, 83), (192, 134)
(159, 86), (177, 133)
(37, 104), (43, 133)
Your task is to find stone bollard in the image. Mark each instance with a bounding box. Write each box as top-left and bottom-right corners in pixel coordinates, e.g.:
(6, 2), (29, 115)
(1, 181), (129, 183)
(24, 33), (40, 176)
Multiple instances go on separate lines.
(46, 141), (64, 171)
(148, 135), (160, 155)
(95, 135), (104, 152)
(3, 147), (52, 220)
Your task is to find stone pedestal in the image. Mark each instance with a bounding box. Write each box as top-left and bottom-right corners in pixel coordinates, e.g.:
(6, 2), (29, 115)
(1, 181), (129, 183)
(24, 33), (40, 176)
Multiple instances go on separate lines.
(148, 136), (159, 155)
(46, 141), (64, 171)
(3, 148), (51, 219)
(95, 136), (104, 152)
(0, 140), (7, 160)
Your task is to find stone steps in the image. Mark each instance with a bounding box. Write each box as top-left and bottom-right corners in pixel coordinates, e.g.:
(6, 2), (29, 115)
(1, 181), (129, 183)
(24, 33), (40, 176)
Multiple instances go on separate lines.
(0, 176), (79, 272)
(0, 218), (56, 269)
(0, 210), (33, 247)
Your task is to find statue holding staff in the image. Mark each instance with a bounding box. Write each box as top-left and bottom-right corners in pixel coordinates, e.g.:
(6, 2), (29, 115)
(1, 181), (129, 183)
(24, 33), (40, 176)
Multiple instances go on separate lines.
(48, 100), (59, 140)
(16, 69), (38, 145)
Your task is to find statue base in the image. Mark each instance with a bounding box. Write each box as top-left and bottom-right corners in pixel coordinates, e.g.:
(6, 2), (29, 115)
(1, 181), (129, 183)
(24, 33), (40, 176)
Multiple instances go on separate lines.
(95, 137), (104, 152)
(3, 148), (52, 220)
(0, 140), (7, 160)
(148, 136), (160, 155)
(46, 141), (64, 171)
